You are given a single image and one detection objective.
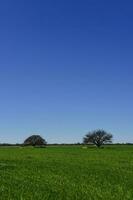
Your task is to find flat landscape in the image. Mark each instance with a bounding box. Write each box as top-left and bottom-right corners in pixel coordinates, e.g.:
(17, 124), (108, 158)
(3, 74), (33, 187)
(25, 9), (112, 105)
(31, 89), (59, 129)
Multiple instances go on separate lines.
(0, 146), (133, 200)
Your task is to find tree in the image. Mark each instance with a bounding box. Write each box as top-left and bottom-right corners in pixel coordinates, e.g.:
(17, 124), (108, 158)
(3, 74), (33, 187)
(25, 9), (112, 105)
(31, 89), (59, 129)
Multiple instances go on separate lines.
(83, 129), (113, 148)
(24, 135), (47, 147)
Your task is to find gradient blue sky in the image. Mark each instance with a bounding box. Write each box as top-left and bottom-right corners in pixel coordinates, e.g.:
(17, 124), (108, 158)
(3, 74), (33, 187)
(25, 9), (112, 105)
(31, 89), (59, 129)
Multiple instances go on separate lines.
(0, 0), (133, 143)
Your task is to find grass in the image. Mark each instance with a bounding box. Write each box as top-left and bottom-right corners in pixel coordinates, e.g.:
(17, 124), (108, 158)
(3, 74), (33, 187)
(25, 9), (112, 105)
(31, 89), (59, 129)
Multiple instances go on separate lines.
(0, 145), (133, 200)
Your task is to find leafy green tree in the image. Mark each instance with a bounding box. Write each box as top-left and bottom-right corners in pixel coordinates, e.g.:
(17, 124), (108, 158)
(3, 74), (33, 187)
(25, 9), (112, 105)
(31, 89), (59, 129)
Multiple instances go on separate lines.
(24, 135), (47, 147)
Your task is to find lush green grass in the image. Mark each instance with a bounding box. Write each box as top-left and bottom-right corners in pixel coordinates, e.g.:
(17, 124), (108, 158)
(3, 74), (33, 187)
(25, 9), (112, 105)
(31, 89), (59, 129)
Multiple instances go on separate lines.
(0, 146), (133, 200)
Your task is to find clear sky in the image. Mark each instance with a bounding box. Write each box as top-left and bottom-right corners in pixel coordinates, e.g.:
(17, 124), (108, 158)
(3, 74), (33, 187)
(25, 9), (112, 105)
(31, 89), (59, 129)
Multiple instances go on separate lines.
(0, 0), (133, 144)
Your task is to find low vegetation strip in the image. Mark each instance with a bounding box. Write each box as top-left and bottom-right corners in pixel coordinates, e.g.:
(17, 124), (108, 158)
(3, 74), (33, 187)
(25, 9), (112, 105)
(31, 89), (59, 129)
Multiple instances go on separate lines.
(0, 146), (132, 200)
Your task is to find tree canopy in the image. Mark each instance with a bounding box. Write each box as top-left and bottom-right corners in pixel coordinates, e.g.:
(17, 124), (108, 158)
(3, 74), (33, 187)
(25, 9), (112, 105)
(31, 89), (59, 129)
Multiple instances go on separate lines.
(83, 129), (113, 148)
(24, 135), (47, 146)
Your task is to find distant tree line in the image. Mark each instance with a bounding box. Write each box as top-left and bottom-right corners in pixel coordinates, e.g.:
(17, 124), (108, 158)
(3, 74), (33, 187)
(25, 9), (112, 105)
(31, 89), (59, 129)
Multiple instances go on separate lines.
(0, 129), (132, 148)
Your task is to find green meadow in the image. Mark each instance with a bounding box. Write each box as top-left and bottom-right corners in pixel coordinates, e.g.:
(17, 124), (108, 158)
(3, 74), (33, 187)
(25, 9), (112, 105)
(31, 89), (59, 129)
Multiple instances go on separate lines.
(0, 146), (133, 200)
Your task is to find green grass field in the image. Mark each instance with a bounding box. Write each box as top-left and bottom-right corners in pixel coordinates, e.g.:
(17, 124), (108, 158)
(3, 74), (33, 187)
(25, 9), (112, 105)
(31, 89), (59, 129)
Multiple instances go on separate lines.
(0, 146), (133, 200)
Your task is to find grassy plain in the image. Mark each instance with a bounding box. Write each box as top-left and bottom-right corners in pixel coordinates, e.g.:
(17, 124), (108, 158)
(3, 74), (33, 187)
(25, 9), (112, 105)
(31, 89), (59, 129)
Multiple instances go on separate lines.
(0, 145), (133, 200)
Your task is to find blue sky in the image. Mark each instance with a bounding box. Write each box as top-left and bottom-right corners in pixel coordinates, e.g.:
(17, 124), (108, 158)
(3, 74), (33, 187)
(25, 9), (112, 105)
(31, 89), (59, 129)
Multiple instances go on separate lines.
(0, 0), (133, 143)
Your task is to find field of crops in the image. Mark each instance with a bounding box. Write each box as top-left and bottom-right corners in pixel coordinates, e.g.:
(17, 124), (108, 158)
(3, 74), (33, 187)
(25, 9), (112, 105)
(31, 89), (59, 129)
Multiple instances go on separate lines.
(0, 145), (133, 200)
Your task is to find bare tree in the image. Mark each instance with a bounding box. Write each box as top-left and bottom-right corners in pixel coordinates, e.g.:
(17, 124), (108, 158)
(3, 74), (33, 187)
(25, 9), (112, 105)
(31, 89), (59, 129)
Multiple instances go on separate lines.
(83, 129), (113, 148)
